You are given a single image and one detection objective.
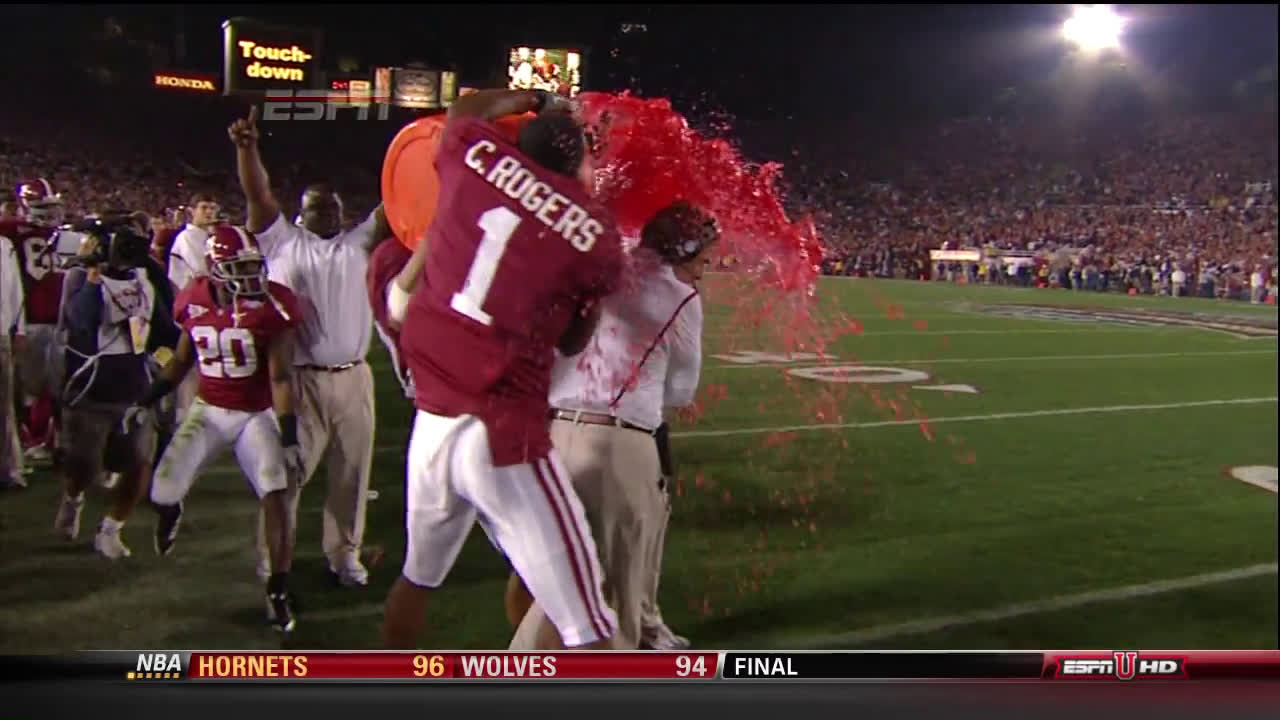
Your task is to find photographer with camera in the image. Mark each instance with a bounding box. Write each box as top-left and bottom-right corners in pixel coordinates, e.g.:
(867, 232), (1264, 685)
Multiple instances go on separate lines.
(52, 214), (179, 559)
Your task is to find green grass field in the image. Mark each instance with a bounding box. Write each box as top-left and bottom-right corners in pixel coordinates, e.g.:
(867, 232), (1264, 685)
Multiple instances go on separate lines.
(1, 276), (1275, 651)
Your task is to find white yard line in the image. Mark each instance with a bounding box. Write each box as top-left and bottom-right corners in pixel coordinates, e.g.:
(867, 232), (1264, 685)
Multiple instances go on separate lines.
(299, 561), (1279, 630)
(672, 397), (1278, 439)
(186, 395), (1273, 463)
(709, 348), (1278, 370)
(782, 563), (1279, 649)
(707, 327), (1178, 338)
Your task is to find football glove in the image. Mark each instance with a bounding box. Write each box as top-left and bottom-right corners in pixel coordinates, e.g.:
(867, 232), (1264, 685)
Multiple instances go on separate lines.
(120, 405), (152, 434)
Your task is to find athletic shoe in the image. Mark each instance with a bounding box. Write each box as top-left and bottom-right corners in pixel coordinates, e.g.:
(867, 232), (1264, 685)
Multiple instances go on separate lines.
(94, 525), (132, 560)
(642, 619), (691, 650)
(23, 444), (52, 466)
(154, 502), (183, 556)
(266, 591), (297, 633)
(54, 493), (85, 540)
(329, 556), (369, 587)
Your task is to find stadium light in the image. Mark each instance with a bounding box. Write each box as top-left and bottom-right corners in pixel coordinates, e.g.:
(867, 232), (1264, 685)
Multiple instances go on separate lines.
(1062, 5), (1125, 52)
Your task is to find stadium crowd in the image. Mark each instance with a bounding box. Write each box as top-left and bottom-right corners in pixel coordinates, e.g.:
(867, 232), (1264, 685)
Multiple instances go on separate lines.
(808, 112), (1278, 302)
(3, 96), (1275, 301)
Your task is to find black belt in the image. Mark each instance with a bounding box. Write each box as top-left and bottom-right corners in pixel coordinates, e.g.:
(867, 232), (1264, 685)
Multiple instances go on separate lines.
(298, 360), (363, 373)
(549, 408), (656, 436)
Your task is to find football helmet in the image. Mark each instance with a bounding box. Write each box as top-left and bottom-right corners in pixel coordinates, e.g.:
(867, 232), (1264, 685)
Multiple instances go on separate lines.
(18, 178), (64, 225)
(206, 225), (268, 297)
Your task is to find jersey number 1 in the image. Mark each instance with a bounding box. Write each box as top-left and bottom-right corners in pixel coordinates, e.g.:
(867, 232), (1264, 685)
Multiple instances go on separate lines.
(451, 206), (520, 326)
(191, 326), (258, 379)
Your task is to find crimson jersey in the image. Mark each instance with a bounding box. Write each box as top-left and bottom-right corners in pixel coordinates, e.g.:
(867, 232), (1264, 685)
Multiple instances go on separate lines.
(366, 238), (414, 390)
(401, 115), (624, 466)
(0, 218), (68, 324)
(174, 277), (301, 413)
(366, 239), (412, 343)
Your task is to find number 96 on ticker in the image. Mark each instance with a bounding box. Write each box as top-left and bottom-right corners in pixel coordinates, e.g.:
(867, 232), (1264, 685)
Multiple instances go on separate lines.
(414, 654), (447, 677)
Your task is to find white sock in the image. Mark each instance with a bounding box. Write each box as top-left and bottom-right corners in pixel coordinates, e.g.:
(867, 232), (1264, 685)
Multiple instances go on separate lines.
(101, 516), (124, 534)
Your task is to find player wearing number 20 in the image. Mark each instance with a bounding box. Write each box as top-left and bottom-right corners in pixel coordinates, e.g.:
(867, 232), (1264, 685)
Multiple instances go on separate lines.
(133, 225), (303, 633)
(385, 89), (624, 650)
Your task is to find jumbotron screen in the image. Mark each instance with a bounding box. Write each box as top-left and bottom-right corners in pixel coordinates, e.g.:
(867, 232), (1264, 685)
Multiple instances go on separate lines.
(507, 47), (581, 97)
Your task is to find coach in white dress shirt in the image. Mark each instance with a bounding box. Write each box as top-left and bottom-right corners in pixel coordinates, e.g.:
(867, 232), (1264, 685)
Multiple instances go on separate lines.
(1, 233), (27, 487)
(166, 194), (222, 291)
(230, 107), (392, 587)
(510, 202), (716, 650)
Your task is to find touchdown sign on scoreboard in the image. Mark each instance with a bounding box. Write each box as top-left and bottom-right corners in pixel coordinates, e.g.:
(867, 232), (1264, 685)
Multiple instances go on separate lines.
(222, 17), (323, 96)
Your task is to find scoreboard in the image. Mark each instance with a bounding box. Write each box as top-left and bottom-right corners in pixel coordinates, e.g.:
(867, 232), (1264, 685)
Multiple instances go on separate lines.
(13, 650), (1280, 683)
(222, 17), (323, 96)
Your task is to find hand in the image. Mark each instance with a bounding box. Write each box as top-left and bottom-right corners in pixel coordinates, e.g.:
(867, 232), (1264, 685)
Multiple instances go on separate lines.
(120, 405), (151, 434)
(228, 106), (260, 149)
(282, 444), (305, 485)
(535, 90), (576, 116)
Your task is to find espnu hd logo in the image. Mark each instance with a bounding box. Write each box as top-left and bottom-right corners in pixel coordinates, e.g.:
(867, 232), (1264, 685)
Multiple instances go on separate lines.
(1051, 652), (1187, 681)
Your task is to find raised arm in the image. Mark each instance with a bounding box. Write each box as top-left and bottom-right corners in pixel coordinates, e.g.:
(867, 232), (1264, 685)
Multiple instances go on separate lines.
(387, 237), (430, 329)
(362, 205), (392, 254)
(228, 106), (282, 234)
(446, 89), (563, 130)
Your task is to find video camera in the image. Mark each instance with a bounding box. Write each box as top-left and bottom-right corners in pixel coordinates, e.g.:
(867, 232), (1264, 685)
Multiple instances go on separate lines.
(61, 211), (152, 269)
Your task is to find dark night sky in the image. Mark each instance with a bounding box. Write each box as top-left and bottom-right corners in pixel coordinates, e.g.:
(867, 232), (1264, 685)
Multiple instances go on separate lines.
(3, 4), (1276, 158)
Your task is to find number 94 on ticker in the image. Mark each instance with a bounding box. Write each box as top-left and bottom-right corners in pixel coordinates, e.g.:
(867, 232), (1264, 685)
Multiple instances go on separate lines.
(414, 654), (447, 677)
(676, 655), (708, 677)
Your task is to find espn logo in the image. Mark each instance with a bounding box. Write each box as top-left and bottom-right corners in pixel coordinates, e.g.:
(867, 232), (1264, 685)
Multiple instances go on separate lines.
(1055, 652), (1187, 680)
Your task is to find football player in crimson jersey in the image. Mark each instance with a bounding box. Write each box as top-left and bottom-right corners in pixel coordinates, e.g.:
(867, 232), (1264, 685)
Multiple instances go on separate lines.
(128, 225), (304, 632)
(1, 180), (78, 465)
(382, 89), (624, 650)
(378, 232), (538, 630)
(365, 237), (415, 398)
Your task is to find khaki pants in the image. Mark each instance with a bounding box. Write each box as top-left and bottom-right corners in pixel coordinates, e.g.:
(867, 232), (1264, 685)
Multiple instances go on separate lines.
(256, 362), (375, 570)
(0, 335), (15, 480)
(640, 488), (672, 627)
(510, 419), (666, 650)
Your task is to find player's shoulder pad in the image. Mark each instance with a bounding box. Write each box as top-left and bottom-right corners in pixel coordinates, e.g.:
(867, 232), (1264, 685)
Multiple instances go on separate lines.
(447, 114), (516, 154)
(0, 219), (44, 243)
(267, 281), (302, 323)
(173, 277), (205, 318)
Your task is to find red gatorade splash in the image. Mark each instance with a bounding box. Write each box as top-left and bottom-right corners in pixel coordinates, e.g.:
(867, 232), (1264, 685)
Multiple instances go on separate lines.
(578, 92), (825, 297)
(577, 92), (841, 423)
(574, 93), (982, 622)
